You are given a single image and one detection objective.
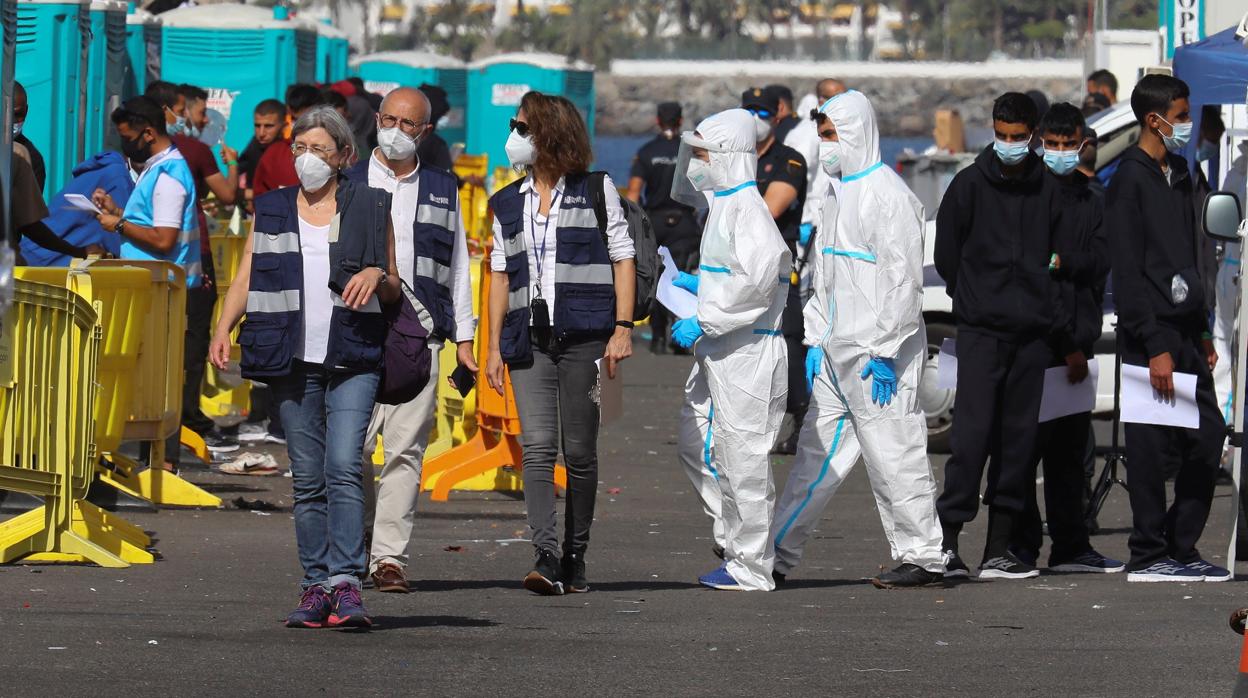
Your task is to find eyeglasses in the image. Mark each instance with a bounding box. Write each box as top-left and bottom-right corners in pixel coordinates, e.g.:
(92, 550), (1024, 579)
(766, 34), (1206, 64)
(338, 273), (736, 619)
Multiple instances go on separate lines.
(290, 143), (338, 158)
(746, 107), (773, 120)
(509, 119), (530, 137)
(379, 113), (427, 133)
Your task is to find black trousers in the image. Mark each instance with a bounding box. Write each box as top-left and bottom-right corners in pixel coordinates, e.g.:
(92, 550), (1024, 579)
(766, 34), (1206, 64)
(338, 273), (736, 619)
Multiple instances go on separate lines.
(782, 283), (808, 415)
(937, 328), (1049, 527)
(165, 285), (216, 467)
(1120, 327), (1222, 571)
(1014, 409), (1095, 562)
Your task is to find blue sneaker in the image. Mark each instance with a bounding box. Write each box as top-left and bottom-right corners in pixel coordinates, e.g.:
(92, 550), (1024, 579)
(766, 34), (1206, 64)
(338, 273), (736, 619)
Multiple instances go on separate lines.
(1049, 549), (1126, 574)
(285, 586), (332, 628)
(1185, 559), (1232, 582)
(698, 566), (743, 590)
(328, 581), (372, 628)
(1126, 559), (1204, 583)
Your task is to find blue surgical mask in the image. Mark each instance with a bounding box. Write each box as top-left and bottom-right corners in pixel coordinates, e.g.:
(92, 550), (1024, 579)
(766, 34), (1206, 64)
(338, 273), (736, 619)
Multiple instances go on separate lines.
(12, 121), (23, 137)
(1043, 148), (1080, 176)
(1197, 141), (1218, 162)
(993, 138), (1031, 166)
(168, 114), (188, 137)
(1156, 116), (1192, 153)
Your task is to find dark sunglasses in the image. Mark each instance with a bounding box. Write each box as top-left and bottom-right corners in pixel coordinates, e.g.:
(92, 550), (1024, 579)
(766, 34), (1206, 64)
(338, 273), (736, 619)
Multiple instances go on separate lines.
(509, 118), (529, 137)
(746, 107), (773, 120)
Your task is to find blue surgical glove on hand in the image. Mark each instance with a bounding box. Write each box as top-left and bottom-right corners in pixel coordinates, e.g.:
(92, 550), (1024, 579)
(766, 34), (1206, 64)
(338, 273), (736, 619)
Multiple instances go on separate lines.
(804, 346), (824, 392)
(671, 317), (704, 349)
(799, 223), (814, 247)
(860, 356), (898, 407)
(673, 271), (700, 295)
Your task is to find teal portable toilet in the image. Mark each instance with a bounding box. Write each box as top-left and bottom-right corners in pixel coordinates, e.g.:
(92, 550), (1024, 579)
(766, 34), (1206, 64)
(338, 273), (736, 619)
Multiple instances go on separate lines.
(350, 50), (467, 146)
(124, 5), (159, 97)
(314, 18), (347, 83)
(14, 0), (90, 196)
(160, 4), (316, 154)
(466, 52), (594, 170)
(84, 0), (127, 156)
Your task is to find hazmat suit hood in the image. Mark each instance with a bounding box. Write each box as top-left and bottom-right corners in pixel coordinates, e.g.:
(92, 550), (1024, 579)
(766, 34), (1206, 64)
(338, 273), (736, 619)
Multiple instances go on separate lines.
(819, 90), (881, 178)
(797, 94), (819, 121)
(693, 108), (759, 190)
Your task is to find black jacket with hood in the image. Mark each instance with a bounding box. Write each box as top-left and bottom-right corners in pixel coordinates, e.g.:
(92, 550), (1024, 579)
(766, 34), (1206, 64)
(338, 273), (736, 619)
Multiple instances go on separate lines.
(1107, 146), (1212, 358)
(1050, 170), (1109, 356)
(935, 146), (1073, 352)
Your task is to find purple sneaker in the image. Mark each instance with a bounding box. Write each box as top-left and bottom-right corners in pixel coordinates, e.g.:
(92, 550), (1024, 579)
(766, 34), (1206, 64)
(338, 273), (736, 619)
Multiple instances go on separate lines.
(328, 581), (372, 628)
(286, 586), (332, 628)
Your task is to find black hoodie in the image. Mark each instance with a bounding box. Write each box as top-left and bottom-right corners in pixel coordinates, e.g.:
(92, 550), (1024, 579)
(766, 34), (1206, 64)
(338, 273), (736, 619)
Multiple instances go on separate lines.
(935, 146), (1072, 350)
(1107, 146), (1211, 359)
(1049, 170), (1109, 355)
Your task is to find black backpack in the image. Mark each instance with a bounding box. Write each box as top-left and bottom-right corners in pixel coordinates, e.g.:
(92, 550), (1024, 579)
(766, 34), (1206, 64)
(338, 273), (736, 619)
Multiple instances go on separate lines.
(588, 171), (661, 322)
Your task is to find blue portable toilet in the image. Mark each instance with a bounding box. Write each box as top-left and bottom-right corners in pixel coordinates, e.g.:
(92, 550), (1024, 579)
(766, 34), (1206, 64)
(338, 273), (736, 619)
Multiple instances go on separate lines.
(14, 0), (90, 196)
(159, 4), (317, 154)
(350, 50), (467, 146)
(314, 18), (348, 84)
(83, 0), (127, 156)
(123, 5), (159, 97)
(466, 52), (594, 170)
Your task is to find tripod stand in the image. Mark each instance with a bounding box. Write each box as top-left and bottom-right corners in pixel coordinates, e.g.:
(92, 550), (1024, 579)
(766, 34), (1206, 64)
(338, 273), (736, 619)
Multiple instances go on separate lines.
(1085, 340), (1128, 530)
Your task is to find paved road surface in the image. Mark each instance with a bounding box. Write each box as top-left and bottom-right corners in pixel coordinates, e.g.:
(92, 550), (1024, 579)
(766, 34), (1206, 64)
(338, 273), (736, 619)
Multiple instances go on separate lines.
(1, 347), (1244, 695)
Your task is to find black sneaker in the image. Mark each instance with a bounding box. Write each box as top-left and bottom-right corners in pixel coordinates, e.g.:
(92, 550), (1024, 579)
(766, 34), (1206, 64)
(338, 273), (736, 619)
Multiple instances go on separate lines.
(523, 549), (564, 596)
(978, 553), (1040, 580)
(772, 570), (786, 587)
(712, 544), (725, 561)
(205, 431), (240, 454)
(943, 550), (970, 579)
(872, 563), (943, 589)
(562, 553), (589, 593)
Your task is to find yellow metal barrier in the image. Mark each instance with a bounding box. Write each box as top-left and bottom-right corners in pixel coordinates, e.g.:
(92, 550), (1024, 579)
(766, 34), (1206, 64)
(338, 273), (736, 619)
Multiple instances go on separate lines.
(200, 230), (251, 421)
(0, 280), (141, 567)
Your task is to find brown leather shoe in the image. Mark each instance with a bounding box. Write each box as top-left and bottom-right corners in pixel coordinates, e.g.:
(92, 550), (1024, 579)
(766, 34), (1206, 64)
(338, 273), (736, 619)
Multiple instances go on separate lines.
(370, 562), (410, 593)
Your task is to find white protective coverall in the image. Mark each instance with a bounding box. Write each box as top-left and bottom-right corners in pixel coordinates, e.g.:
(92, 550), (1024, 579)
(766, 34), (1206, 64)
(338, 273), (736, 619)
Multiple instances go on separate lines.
(674, 109), (792, 590)
(771, 91), (944, 575)
(1214, 142), (1247, 428)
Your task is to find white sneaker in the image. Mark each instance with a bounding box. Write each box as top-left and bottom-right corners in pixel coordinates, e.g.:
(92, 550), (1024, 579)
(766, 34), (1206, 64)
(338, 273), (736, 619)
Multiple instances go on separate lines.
(218, 452), (280, 476)
(237, 423), (268, 443)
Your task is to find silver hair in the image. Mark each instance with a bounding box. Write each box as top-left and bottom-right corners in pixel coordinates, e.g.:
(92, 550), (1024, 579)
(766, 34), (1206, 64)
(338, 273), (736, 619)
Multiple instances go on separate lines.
(290, 105), (355, 157)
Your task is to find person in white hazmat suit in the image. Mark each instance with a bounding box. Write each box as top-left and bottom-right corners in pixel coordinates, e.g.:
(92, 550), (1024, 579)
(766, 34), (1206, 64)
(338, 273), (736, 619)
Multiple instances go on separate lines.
(1213, 141), (1247, 448)
(669, 108), (792, 591)
(770, 90), (946, 589)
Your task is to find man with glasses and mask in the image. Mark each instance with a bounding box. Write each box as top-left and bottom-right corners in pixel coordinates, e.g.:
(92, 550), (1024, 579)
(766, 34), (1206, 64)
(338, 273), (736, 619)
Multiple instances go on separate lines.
(343, 87), (478, 594)
(742, 87), (810, 455)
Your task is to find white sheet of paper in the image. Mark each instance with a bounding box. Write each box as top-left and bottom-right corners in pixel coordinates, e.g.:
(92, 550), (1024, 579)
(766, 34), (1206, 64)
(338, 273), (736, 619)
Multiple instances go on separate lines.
(656, 246), (698, 319)
(1120, 363), (1199, 429)
(63, 193), (101, 215)
(595, 358), (624, 426)
(1039, 360), (1099, 423)
(937, 338), (957, 390)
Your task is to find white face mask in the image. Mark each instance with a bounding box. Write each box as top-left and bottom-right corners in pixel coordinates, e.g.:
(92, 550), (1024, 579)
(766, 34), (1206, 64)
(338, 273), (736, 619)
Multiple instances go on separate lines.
(818, 141), (841, 176)
(12, 121), (23, 137)
(754, 115), (772, 143)
(686, 157), (726, 192)
(295, 152), (335, 192)
(505, 130), (535, 170)
(377, 127), (418, 162)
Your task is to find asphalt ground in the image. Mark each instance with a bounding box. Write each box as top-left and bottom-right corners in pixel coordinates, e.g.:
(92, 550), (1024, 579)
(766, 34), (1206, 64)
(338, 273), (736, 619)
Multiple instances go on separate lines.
(2, 345), (1246, 696)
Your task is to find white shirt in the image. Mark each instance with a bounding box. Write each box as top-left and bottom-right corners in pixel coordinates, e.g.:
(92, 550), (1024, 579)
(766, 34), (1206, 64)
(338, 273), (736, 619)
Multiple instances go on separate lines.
(367, 150), (477, 343)
(137, 146), (189, 229)
(489, 173), (635, 319)
(297, 216), (333, 364)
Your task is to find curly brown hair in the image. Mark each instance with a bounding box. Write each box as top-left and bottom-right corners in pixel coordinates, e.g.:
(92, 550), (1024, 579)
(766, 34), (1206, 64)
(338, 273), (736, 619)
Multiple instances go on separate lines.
(519, 91), (593, 181)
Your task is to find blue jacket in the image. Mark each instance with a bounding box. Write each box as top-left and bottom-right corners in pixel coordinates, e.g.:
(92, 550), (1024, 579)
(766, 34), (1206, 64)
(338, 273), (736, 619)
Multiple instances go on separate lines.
(20, 152), (133, 267)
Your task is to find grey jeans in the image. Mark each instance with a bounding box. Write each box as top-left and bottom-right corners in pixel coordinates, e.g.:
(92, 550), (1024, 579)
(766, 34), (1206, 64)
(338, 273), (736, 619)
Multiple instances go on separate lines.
(509, 335), (607, 558)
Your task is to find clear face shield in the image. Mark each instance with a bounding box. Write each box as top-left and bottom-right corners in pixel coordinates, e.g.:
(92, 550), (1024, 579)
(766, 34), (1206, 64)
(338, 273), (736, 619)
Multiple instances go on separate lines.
(671, 131), (728, 210)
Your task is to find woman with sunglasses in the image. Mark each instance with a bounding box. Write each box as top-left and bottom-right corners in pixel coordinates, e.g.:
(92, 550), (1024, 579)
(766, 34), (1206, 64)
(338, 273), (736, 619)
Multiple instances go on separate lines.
(210, 106), (400, 628)
(485, 91), (636, 595)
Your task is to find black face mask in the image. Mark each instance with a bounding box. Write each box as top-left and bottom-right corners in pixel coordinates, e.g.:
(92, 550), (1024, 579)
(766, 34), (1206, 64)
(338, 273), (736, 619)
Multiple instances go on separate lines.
(120, 133), (152, 162)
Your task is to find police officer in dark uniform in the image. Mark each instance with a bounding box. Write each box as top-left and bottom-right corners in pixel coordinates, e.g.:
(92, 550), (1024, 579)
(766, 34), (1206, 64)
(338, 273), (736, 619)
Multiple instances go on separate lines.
(765, 84), (802, 146)
(627, 101), (701, 354)
(742, 87), (809, 453)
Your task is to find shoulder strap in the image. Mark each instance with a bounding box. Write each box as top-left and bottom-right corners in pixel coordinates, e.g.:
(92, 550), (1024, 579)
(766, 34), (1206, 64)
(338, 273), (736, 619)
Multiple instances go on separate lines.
(588, 171), (609, 238)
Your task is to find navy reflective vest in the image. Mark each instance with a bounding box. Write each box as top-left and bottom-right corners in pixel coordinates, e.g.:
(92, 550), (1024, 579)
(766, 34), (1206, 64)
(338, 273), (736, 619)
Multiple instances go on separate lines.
(238, 177), (392, 378)
(490, 173), (616, 364)
(344, 159), (459, 340)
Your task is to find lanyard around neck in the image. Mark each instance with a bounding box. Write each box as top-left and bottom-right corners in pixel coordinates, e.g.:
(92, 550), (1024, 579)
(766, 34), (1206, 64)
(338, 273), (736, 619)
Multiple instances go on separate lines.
(529, 188), (561, 296)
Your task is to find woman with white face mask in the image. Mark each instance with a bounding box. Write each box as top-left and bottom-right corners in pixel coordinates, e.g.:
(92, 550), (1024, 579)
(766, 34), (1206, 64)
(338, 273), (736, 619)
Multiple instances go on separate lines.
(209, 106), (401, 630)
(485, 91), (637, 596)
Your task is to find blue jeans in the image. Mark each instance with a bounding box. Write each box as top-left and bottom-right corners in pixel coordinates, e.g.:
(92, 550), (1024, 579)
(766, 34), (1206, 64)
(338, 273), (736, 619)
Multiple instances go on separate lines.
(272, 361), (379, 590)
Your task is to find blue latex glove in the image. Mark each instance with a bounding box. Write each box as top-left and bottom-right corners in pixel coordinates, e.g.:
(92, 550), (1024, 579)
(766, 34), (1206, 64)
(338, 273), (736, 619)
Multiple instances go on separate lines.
(860, 356), (898, 406)
(671, 317), (704, 349)
(799, 223), (814, 246)
(804, 346), (824, 392)
(673, 271), (700, 295)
